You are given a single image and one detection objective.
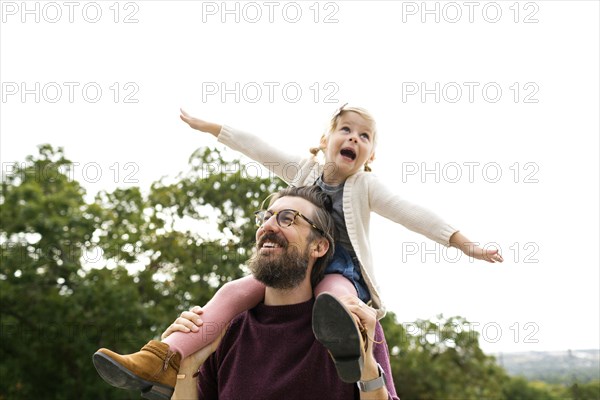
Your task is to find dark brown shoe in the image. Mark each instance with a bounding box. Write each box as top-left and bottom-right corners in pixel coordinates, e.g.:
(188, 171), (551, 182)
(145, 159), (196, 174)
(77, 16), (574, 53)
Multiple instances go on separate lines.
(312, 293), (364, 383)
(93, 340), (181, 400)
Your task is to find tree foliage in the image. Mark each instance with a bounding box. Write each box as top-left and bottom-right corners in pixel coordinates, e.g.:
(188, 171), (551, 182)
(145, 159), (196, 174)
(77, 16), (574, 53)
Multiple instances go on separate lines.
(381, 313), (507, 400)
(0, 145), (283, 399)
(1, 145), (595, 399)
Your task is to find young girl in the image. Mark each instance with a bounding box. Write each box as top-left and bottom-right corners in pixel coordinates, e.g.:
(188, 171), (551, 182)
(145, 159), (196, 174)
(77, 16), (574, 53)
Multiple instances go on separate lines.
(93, 104), (503, 398)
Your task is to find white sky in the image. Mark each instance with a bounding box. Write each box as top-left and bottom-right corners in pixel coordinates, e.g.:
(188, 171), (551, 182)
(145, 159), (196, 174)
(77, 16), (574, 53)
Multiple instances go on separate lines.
(1, 0), (598, 354)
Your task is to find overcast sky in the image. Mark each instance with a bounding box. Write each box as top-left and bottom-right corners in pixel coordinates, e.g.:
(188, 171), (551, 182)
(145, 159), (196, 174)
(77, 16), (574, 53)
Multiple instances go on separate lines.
(1, 1), (598, 354)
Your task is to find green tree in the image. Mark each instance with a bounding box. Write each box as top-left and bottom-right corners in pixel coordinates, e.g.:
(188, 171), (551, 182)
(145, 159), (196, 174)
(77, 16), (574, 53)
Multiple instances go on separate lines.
(379, 312), (589, 400)
(0, 145), (282, 399)
(501, 377), (561, 400)
(1, 145), (102, 398)
(381, 313), (508, 400)
(3, 145), (590, 400)
(569, 380), (600, 400)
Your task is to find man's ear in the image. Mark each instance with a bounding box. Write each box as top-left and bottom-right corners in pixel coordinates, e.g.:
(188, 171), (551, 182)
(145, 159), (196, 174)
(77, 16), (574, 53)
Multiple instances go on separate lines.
(312, 238), (330, 258)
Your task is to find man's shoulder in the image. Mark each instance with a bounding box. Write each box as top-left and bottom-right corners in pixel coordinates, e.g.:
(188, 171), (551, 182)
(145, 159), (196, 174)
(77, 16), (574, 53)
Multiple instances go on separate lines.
(228, 310), (250, 331)
(218, 307), (262, 347)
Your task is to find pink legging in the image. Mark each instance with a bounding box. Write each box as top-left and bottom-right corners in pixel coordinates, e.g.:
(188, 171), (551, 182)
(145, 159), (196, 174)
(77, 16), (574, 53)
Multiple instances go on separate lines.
(163, 273), (357, 358)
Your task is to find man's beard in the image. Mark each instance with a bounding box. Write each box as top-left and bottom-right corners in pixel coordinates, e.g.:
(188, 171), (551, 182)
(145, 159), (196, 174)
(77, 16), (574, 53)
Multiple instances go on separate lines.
(249, 233), (310, 290)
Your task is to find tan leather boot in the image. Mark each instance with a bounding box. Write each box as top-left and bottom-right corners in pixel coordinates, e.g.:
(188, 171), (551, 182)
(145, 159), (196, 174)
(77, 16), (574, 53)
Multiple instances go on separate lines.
(93, 340), (181, 400)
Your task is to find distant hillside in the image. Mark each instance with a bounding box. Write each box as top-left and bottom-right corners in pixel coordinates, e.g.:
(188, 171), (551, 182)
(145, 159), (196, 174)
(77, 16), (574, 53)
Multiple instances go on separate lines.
(494, 349), (600, 385)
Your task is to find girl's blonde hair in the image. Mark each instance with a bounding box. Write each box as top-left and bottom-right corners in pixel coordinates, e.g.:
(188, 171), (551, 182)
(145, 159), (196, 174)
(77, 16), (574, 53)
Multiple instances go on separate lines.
(309, 104), (377, 172)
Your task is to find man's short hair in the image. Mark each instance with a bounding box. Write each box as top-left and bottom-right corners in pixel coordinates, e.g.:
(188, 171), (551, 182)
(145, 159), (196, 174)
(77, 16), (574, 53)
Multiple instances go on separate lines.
(268, 186), (335, 288)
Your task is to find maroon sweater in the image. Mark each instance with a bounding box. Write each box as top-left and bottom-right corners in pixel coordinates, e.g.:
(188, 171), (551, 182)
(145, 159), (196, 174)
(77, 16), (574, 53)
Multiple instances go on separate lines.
(197, 299), (399, 400)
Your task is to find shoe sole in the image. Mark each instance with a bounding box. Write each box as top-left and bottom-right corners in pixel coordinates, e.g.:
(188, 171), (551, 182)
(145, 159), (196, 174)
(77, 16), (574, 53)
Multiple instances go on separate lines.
(312, 293), (363, 383)
(92, 352), (174, 400)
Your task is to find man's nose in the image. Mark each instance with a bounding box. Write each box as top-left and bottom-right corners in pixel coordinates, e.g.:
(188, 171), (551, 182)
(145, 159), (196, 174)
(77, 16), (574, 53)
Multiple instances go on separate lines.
(260, 214), (280, 232)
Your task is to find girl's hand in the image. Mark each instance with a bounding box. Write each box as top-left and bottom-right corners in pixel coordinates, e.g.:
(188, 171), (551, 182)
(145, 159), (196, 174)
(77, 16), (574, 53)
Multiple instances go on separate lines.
(161, 306), (204, 340)
(450, 231), (504, 263)
(179, 109), (222, 137)
(469, 245), (504, 263)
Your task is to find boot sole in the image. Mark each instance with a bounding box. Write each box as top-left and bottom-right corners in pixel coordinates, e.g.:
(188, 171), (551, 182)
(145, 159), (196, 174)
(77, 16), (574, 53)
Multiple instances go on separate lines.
(312, 293), (363, 383)
(92, 352), (174, 400)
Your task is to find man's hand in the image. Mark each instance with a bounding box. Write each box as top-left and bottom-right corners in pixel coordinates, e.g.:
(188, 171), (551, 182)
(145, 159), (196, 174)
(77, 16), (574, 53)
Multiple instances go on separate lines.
(337, 296), (388, 399)
(164, 306), (226, 400)
(336, 296), (378, 376)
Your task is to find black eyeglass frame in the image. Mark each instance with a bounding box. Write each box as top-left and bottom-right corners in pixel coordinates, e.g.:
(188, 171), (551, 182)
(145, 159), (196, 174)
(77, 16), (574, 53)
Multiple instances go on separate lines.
(254, 208), (327, 237)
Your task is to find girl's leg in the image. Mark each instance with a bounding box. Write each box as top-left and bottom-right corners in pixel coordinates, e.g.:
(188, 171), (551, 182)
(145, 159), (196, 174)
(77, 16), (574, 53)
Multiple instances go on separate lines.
(164, 275), (266, 358)
(93, 275), (265, 397)
(314, 273), (358, 299)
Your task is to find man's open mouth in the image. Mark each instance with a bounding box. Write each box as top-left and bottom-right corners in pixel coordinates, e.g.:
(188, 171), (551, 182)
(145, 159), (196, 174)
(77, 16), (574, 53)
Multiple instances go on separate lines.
(261, 241), (282, 249)
(258, 233), (287, 250)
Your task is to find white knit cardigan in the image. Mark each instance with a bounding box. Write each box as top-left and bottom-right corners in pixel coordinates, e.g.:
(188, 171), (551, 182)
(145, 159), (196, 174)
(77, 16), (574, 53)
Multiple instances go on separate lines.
(219, 125), (457, 318)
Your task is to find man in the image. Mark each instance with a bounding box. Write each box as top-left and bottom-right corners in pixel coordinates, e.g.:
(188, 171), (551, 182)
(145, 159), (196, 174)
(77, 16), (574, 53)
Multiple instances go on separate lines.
(164, 186), (399, 400)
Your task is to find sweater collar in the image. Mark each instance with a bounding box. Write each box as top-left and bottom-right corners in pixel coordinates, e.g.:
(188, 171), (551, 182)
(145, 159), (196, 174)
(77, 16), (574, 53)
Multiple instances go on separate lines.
(252, 298), (315, 325)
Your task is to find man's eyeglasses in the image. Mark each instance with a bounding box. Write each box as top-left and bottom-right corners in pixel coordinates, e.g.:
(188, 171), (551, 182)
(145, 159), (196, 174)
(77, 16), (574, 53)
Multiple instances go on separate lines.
(254, 209), (326, 237)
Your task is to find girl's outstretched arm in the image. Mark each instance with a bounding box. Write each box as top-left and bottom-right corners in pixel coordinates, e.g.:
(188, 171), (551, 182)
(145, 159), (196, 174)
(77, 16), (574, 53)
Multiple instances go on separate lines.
(449, 231), (504, 263)
(180, 108), (222, 138)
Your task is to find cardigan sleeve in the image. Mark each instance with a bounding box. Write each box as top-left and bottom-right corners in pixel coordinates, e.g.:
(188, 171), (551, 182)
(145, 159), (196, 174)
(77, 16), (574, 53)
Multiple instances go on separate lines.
(367, 174), (457, 246)
(218, 125), (316, 186)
